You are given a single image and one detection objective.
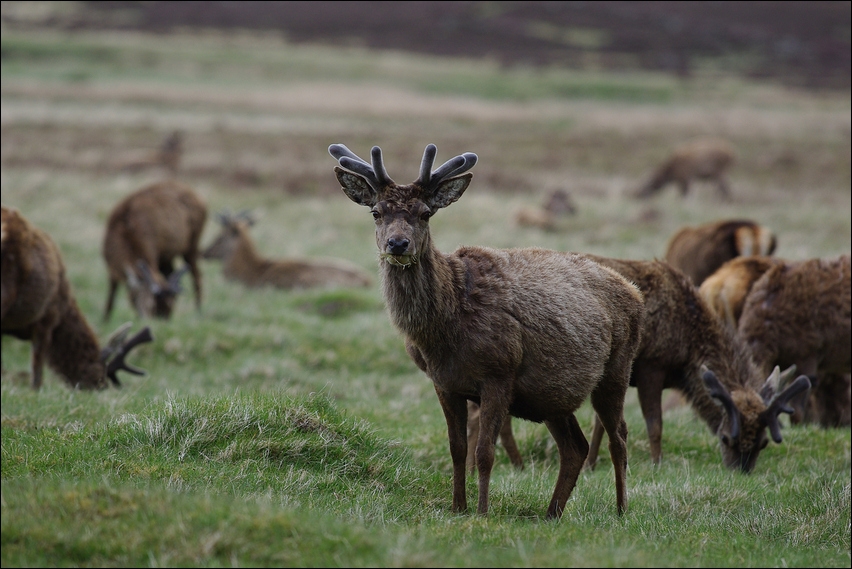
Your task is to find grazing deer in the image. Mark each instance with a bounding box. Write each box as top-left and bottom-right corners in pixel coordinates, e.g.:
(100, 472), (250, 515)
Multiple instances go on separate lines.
(584, 256), (809, 472)
(102, 180), (207, 320)
(118, 130), (184, 177)
(664, 219), (777, 285)
(201, 211), (372, 290)
(2, 205), (153, 390)
(473, 257), (811, 474)
(633, 138), (736, 201)
(329, 143), (645, 520)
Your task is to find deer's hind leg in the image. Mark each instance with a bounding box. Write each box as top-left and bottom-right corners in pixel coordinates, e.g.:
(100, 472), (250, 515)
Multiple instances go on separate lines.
(590, 374), (630, 516)
(543, 413), (589, 520)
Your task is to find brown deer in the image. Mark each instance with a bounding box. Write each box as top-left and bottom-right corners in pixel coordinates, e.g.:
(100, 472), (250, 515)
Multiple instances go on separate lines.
(584, 256), (810, 472)
(733, 254), (851, 428)
(473, 256), (811, 474)
(201, 211), (372, 290)
(664, 219), (777, 285)
(514, 189), (577, 231)
(2, 205), (153, 390)
(102, 180), (207, 320)
(330, 143), (645, 520)
(118, 130), (184, 177)
(633, 138), (736, 200)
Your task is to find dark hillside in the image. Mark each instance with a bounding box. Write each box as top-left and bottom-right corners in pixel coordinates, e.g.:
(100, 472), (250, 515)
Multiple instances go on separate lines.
(3, 1), (849, 89)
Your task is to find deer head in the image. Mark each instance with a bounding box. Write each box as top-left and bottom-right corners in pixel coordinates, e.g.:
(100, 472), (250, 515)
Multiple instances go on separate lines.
(202, 210), (257, 261)
(329, 143), (478, 267)
(702, 364), (811, 472)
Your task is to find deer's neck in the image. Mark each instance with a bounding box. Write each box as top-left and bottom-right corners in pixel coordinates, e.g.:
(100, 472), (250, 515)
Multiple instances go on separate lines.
(380, 236), (461, 346)
(225, 233), (266, 283)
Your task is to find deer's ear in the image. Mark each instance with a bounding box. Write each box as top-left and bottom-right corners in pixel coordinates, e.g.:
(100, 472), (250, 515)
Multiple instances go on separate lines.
(426, 173), (472, 210)
(335, 166), (377, 207)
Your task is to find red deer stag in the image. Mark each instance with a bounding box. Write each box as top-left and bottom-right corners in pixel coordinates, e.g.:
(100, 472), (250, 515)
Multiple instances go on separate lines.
(202, 211), (372, 290)
(102, 180), (207, 320)
(2, 205), (153, 390)
(664, 219), (777, 285)
(633, 138), (736, 201)
(330, 143), (645, 520)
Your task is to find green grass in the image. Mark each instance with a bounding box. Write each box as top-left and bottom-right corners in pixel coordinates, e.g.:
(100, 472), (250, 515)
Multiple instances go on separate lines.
(2, 27), (850, 567)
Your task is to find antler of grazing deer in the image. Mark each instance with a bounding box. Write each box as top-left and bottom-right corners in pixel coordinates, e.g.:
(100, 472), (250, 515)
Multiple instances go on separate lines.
(103, 325), (154, 386)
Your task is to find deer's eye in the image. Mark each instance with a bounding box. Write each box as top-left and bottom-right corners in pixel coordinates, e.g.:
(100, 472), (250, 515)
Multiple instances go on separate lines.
(721, 434), (731, 447)
(371, 210), (380, 220)
(420, 210), (433, 221)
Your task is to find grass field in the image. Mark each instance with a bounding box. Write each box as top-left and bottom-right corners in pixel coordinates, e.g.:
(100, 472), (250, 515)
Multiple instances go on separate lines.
(1, 28), (850, 567)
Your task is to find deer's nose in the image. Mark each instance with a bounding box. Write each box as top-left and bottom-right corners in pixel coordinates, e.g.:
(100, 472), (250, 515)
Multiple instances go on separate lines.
(387, 237), (410, 255)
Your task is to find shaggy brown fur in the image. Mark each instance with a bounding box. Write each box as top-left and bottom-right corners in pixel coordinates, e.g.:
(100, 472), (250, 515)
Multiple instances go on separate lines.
(584, 256), (810, 472)
(102, 180), (207, 320)
(330, 143), (645, 520)
(475, 257), (810, 473)
(737, 254), (851, 428)
(634, 138), (736, 200)
(2, 206), (152, 390)
(201, 212), (372, 290)
(665, 219), (777, 285)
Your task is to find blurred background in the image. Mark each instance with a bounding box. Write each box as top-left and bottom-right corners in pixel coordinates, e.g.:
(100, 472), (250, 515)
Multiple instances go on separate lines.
(3, 1), (850, 89)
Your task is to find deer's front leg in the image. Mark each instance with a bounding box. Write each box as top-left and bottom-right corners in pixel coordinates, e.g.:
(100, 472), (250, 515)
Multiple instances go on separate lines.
(435, 387), (469, 514)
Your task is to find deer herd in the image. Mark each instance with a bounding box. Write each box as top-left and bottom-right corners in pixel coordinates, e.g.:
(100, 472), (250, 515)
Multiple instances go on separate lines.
(2, 134), (849, 521)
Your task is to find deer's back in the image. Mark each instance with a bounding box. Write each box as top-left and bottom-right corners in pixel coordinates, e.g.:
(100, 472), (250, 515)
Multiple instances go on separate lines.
(105, 181), (206, 260)
(412, 247), (644, 419)
(739, 255), (851, 374)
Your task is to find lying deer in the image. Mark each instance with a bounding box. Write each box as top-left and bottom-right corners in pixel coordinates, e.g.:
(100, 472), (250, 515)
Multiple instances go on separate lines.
(514, 189), (577, 231)
(633, 138), (736, 201)
(330, 143), (645, 520)
(102, 180), (207, 320)
(202, 211), (372, 290)
(2, 205), (153, 390)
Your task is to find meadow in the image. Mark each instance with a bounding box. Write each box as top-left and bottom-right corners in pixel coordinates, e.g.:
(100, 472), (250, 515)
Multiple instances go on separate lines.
(1, 28), (850, 567)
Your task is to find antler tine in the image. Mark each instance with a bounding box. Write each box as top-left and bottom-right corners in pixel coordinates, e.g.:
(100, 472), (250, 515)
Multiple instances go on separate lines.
(765, 375), (811, 443)
(105, 326), (154, 387)
(329, 143), (383, 191)
(136, 260), (162, 294)
(99, 321), (133, 362)
(421, 146), (479, 192)
(370, 146), (394, 187)
(417, 144), (438, 187)
(166, 264), (190, 293)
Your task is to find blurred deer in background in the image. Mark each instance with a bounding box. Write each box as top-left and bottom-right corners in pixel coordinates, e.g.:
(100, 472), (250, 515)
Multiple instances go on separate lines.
(664, 219), (777, 286)
(202, 211), (372, 290)
(514, 189), (577, 231)
(2, 205), (153, 390)
(633, 138), (736, 201)
(102, 180), (207, 320)
(118, 130), (184, 177)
